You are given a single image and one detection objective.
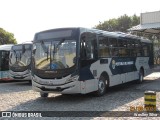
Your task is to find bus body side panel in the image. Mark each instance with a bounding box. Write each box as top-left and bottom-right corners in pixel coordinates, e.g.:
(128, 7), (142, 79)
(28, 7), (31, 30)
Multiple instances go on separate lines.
(89, 58), (124, 87)
(80, 79), (97, 94)
(89, 57), (142, 87)
(135, 57), (151, 76)
(79, 58), (126, 93)
(0, 71), (10, 80)
(89, 58), (125, 87)
(79, 60), (98, 94)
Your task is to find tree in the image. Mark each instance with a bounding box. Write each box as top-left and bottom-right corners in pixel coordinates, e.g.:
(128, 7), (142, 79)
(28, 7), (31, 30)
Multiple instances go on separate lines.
(117, 14), (132, 32)
(0, 28), (17, 45)
(131, 14), (140, 27)
(94, 14), (140, 32)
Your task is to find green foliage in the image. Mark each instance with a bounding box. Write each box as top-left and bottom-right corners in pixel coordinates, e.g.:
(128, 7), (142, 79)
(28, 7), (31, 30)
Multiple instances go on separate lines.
(95, 14), (140, 32)
(0, 28), (17, 45)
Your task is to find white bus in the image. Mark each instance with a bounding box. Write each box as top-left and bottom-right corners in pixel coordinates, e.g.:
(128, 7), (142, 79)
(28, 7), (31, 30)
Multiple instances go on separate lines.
(9, 43), (32, 81)
(31, 28), (154, 97)
(0, 44), (13, 81)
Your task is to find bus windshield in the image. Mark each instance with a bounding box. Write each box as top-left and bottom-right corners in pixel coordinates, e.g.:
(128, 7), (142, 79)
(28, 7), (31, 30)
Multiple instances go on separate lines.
(10, 44), (32, 67)
(33, 39), (76, 70)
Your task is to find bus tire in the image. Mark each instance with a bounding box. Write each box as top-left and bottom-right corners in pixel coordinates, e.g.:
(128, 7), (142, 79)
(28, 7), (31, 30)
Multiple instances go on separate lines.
(40, 92), (48, 98)
(28, 80), (32, 84)
(95, 76), (107, 96)
(137, 69), (144, 83)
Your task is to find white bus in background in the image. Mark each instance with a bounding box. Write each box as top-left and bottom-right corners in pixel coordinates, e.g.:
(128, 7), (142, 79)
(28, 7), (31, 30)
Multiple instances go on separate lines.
(9, 43), (32, 82)
(0, 44), (13, 81)
(31, 27), (154, 97)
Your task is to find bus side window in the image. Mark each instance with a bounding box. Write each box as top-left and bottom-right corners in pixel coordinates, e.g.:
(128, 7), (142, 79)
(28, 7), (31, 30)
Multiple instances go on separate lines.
(135, 40), (142, 56)
(128, 40), (136, 57)
(80, 36), (86, 59)
(80, 32), (97, 60)
(118, 39), (128, 57)
(142, 43), (149, 56)
(109, 38), (118, 56)
(98, 36), (110, 57)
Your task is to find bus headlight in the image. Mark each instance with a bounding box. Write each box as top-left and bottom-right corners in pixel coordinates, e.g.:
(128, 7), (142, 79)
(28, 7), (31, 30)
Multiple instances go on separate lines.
(65, 75), (79, 84)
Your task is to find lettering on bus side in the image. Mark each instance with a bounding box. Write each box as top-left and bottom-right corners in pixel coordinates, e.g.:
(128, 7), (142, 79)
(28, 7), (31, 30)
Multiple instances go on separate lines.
(109, 57), (137, 75)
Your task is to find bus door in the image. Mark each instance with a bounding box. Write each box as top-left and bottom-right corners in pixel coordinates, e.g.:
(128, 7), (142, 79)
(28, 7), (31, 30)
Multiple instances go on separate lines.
(1, 51), (10, 79)
(79, 32), (98, 93)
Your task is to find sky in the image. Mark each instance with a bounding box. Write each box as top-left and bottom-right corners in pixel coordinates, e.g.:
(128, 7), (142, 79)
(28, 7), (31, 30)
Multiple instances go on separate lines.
(0, 0), (160, 43)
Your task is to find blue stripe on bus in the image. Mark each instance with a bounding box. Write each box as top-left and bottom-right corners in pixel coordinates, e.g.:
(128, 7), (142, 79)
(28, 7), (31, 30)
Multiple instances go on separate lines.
(79, 66), (94, 81)
(109, 57), (137, 75)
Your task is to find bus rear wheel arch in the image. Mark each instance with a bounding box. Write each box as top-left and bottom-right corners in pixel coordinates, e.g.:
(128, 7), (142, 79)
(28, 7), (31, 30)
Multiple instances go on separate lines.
(137, 68), (144, 83)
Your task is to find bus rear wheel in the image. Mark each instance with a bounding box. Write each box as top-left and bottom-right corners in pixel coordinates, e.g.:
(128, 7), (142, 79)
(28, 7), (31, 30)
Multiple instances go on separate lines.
(95, 76), (107, 96)
(137, 69), (144, 83)
(40, 92), (48, 98)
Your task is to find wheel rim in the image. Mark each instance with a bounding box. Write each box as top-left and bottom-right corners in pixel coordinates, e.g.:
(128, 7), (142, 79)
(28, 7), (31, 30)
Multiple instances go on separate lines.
(140, 73), (143, 82)
(98, 80), (105, 93)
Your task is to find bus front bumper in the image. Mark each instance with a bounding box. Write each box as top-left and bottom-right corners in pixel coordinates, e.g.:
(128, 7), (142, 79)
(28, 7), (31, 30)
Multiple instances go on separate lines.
(32, 80), (81, 94)
(9, 70), (31, 81)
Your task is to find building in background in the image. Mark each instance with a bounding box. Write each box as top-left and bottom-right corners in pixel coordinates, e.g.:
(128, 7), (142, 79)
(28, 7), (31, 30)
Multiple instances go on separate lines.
(128, 11), (160, 64)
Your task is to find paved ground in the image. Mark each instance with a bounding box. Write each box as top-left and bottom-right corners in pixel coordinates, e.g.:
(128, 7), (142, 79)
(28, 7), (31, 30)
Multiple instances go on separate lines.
(0, 69), (160, 120)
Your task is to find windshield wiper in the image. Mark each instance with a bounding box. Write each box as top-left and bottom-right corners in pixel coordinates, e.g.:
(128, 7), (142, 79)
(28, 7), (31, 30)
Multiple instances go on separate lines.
(41, 41), (49, 60)
(13, 50), (19, 62)
(52, 39), (65, 60)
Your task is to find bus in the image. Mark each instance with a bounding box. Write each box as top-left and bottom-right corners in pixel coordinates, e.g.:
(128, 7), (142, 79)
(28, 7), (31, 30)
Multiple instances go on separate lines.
(0, 44), (13, 81)
(31, 27), (154, 97)
(9, 43), (32, 81)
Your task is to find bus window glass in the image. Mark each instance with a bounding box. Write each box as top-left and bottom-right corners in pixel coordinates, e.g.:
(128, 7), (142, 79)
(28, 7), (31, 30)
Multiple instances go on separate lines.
(98, 36), (110, 57)
(109, 38), (118, 47)
(109, 38), (118, 56)
(135, 40), (142, 56)
(34, 40), (76, 70)
(128, 40), (136, 56)
(10, 44), (32, 67)
(1, 51), (9, 71)
(142, 43), (149, 56)
(127, 39), (134, 48)
(118, 39), (127, 48)
(118, 39), (128, 57)
(119, 48), (128, 57)
(80, 32), (96, 59)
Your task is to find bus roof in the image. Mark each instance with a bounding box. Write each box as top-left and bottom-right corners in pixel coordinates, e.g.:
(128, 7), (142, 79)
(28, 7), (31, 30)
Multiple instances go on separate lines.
(34, 27), (152, 43)
(0, 44), (13, 51)
(13, 42), (32, 46)
(84, 28), (152, 43)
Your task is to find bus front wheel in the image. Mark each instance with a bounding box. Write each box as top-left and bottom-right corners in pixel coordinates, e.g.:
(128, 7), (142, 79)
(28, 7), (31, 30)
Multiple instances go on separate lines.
(40, 92), (48, 98)
(95, 76), (107, 96)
